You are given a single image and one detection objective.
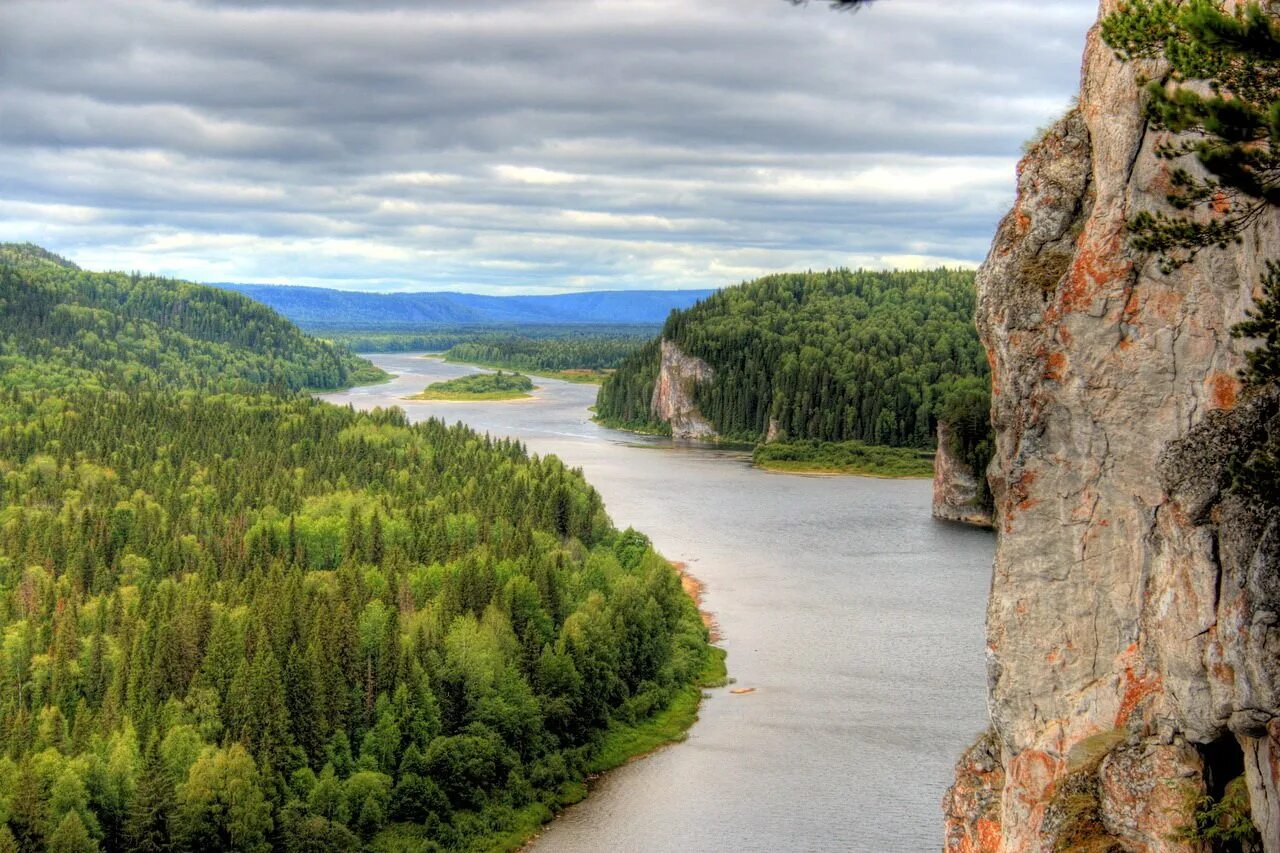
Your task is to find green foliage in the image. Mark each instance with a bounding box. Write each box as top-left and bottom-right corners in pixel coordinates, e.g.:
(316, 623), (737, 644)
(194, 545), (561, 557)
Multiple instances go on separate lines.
(593, 338), (666, 432)
(751, 440), (935, 478)
(410, 371), (535, 400)
(597, 268), (989, 449)
(1234, 261), (1280, 387)
(172, 744), (273, 852)
(0, 243), (385, 392)
(1101, 1), (1280, 271)
(1178, 775), (1263, 848)
(938, 377), (994, 500)
(441, 333), (645, 373)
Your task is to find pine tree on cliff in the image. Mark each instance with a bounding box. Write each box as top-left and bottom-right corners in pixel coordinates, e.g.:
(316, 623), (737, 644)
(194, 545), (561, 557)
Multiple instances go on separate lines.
(1104, 1), (1280, 515)
(1102, 0), (1280, 272)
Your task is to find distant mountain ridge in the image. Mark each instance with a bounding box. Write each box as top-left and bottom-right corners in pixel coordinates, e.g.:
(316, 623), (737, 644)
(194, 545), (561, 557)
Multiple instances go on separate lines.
(218, 282), (717, 327)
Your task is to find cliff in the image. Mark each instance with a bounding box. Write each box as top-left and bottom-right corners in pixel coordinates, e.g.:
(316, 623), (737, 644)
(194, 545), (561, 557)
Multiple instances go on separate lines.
(945, 3), (1280, 850)
(650, 339), (717, 439)
(933, 421), (994, 528)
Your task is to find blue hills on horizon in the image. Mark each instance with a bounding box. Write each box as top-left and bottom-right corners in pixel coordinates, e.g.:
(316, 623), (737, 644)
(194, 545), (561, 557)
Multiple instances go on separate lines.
(217, 282), (717, 328)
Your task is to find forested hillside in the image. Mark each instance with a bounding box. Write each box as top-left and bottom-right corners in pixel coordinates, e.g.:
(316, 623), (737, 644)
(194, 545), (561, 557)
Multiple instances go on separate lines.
(0, 244), (384, 392)
(325, 326), (656, 358)
(596, 268), (990, 449)
(0, 244), (714, 850)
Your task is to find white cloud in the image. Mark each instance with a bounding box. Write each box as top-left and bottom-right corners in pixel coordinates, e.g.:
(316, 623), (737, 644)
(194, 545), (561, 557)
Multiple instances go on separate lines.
(0, 0), (1098, 293)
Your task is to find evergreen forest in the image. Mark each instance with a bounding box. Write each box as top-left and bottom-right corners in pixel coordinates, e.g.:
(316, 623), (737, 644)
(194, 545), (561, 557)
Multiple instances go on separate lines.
(0, 245), (713, 852)
(595, 268), (993, 473)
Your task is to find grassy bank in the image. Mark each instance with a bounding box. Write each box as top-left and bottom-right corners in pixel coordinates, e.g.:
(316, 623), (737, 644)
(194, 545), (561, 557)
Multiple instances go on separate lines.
(407, 370), (535, 401)
(753, 439), (935, 478)
(588, 644), (728, 774)
(591, 414), (673, 436)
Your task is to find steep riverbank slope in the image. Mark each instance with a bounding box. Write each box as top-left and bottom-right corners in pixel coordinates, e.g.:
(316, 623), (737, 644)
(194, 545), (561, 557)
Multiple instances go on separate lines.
(945, 4), (1280, 850)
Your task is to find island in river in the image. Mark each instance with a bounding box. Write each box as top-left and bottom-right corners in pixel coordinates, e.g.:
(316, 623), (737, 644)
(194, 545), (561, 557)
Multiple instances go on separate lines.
(407, 368), (535, 400)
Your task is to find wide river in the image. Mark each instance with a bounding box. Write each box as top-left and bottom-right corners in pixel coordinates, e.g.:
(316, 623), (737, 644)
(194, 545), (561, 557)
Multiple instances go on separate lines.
(322, 353), (994, 852)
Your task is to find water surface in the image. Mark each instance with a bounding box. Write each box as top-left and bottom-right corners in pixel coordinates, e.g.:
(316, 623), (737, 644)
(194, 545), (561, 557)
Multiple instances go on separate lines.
(322, 354), (994, 852)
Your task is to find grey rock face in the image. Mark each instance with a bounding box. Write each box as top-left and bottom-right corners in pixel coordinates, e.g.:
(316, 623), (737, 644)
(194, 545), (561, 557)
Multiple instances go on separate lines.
(933, 421), (994, 528)
(945, 3), (1280, 849)
(650, 339), (717, 439)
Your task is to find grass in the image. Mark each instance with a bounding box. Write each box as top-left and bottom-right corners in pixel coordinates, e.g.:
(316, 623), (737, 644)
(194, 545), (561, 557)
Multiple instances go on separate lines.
(407, 370), (534, 401)
(591, 415), (673, 436)
(753, 439), (935, 478)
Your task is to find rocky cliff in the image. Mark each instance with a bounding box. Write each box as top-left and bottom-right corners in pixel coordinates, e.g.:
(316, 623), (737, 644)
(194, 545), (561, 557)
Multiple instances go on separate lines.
(945, 3), (1280, 850)
(650, 339), (717, 439)
(933, 421), (994, 528)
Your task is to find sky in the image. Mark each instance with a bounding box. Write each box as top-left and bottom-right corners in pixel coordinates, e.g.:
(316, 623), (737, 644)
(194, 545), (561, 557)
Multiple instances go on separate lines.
(0, 0), (1098, 294)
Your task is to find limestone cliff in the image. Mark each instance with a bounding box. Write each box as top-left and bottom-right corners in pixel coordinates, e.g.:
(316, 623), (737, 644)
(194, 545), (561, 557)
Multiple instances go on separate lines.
(933, 421), (995, 528)
(650, 339), (717, 439)
(945, 3), (1280, 850)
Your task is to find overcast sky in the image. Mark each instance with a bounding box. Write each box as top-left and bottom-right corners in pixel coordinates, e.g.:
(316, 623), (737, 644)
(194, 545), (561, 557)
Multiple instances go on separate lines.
(0, 0), (1097, 293)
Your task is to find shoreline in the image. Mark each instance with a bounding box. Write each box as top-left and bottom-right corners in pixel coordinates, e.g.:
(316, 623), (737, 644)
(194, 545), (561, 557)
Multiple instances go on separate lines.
(670, 559), (722, 642)
(510, 560), (725, 852)
(752, 460), (933, 480)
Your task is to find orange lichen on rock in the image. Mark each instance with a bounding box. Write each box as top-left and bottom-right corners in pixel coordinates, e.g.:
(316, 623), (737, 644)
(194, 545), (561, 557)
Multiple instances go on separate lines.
(944, 733), (1005, 853)
(1014, 208), (1031, 235)
(1059, 228), (1131, 315)
(1003, 469), (1038, 529)
(1006, 748), (1064, 833)
(1206, 371), (1240, 411)
(1044, 351), (1068, 382)
(1114, 646), (1162, 728)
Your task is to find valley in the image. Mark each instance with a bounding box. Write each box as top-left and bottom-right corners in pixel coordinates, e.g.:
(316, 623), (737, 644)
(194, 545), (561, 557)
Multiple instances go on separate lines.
(325, 354), (995, 850)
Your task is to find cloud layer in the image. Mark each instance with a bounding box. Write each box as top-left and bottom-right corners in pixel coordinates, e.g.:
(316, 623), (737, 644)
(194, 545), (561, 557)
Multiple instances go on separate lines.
(0, 0), (1097, 292)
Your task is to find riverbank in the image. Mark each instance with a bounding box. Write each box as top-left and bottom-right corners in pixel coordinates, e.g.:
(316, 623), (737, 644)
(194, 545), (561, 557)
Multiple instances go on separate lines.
(494, 564), (725, 852)
(752, 439), (934, 478)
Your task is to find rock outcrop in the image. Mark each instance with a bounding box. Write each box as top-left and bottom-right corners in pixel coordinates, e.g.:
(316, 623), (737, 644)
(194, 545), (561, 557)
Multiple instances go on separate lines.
(933, 421), (994, 528)
(650, 339), (717, 439)
(945, 2), (1280, 850)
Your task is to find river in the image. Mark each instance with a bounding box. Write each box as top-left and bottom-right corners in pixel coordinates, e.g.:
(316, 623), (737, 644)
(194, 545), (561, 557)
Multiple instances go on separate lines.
(321, 353), (994, 852)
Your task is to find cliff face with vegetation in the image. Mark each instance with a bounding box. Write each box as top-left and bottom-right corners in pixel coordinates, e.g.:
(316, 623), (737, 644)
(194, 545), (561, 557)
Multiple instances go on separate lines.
(651, 339), (717, 439)
(946, 4), (1280, 850)
(933, 422), (994, 527)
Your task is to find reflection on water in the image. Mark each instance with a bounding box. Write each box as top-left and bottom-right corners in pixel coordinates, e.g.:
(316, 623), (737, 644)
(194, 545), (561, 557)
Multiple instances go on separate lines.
(322, 354), (994, 852)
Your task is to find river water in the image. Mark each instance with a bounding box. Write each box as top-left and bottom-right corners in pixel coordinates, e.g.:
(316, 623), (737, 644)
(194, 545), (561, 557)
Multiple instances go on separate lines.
(321, 354), (994, 852)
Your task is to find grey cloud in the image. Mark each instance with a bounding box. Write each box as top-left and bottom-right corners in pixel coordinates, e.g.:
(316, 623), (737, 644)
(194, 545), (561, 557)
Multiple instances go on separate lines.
(0, 0), (1096, 291)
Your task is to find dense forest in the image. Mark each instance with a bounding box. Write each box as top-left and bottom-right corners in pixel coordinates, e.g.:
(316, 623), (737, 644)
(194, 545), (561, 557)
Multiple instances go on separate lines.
(0, 244), (384, 393)
(443, 337), (640, 374)
(326, 327), (650, 374)
(596, 268), (991, 453)
(0, 246), (714, 851)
